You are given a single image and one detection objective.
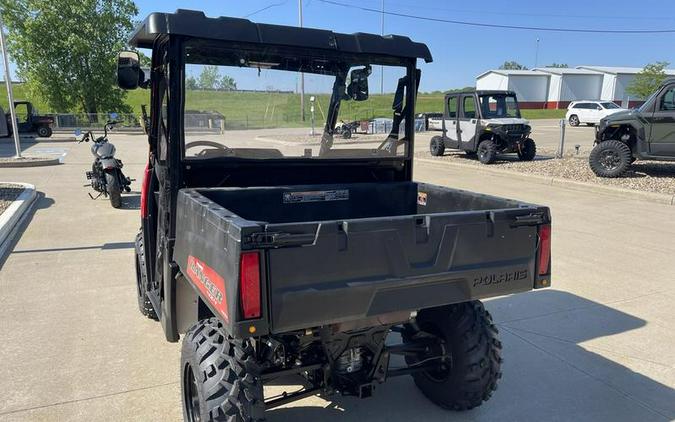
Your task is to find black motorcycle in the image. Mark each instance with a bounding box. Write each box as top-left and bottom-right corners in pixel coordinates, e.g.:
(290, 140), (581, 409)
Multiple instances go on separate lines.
(78, 118), (132, 208)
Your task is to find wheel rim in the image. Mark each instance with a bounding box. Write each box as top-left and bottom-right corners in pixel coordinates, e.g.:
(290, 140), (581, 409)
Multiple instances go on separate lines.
(599, 149), (621, 170)
(478, 145), (488, 160)
(183, 363), (202, 422)
(570, 116), (578, 125)
(430, 140), (438, 154)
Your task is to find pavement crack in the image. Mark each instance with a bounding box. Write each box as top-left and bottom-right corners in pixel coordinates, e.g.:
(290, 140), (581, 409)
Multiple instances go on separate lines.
(0, 381), (178, 417)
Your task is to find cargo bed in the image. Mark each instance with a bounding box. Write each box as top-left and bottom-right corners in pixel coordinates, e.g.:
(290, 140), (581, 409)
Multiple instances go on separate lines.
(173, 182), (551, 336)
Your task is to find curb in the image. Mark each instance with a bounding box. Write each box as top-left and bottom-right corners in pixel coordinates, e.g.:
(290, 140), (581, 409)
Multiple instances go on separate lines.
(416, 158), (675, 206)
(0, 183), (38, 262)
(0, 158), (61, 168)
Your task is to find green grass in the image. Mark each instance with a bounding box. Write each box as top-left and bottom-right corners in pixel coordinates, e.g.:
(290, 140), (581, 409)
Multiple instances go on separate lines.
(1, 83), (565, 123)
(521, 109), (566, 120)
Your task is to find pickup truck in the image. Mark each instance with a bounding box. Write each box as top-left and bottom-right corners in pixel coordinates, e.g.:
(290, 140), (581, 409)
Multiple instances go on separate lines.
(120, 10), (552, 421)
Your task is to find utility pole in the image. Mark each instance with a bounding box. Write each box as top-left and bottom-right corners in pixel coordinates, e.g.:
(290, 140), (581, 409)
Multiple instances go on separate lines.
(298, 0), (306, 122)
(0, 16), (21, 158)
(380, 0), (384, 95)
(534, 37), (540, 69)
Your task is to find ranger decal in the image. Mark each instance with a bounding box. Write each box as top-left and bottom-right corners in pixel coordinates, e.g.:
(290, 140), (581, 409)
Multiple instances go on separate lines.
(187, 255), (229, 322)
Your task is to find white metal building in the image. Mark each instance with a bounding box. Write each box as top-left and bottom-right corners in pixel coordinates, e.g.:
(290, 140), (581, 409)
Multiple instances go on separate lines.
(475, 70), (550, 108)
(532, 67), (604, 109)
(577, 66), (675, 107)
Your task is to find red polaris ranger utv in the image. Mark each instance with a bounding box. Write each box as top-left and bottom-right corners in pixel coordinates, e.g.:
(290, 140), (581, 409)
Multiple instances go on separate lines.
(119, 10), (552, 421)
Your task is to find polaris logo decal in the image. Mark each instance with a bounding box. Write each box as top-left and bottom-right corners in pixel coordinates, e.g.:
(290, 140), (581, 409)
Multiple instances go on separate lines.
(473, 269), (527, 287)
(187, 255), (229, 322)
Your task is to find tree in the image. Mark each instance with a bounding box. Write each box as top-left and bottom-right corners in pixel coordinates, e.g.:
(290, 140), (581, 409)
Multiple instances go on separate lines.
(185, 76), (198, 90)
(217, 74), (236, 91)
(198, 65), (219, 90)
(499, 61), (528, 70)
(545, 63), (569, 68)
(627, 61), (670, 99)
(1, 0), (138, 115)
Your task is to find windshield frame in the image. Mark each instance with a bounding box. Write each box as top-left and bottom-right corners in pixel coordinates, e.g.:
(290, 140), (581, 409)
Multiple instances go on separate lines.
(178, 38), (419, 165)
(478, 93), (522, 119)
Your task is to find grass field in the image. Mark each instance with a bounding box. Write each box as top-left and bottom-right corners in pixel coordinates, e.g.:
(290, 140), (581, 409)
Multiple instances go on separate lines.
(1, 83), (566, 124)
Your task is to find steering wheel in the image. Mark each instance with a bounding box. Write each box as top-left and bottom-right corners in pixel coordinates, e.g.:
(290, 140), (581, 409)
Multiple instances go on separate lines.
(185, 140), (230, 157)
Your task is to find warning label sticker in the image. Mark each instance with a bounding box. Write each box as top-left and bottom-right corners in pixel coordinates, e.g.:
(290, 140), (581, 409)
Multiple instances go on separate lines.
(283, 189), (349, 203)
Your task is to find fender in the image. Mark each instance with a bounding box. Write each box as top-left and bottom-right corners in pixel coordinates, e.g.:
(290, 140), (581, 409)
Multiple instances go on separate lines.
(99, 158), (119, 170)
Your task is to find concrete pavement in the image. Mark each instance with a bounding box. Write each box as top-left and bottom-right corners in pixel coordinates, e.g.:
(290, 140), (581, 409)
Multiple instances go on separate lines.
(0, 131), (673, 421)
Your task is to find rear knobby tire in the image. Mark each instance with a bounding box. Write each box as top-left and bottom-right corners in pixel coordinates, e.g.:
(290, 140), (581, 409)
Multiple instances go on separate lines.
(181, 318), (265, 422)
(517, 138), (537, 161)
(106, 173), (122, 208)
(403, 301), (502, 411)
(135, 231), (158, 321)
(477, 140), (497, 164)
(342, 128), (352, 139)
(430, 136), (445, 156)
(589, 140), (632, 178)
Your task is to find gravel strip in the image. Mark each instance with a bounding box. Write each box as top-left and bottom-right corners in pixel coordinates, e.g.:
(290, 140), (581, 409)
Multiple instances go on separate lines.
(0, 184), (25, 217)
(415, 148), (675, 195)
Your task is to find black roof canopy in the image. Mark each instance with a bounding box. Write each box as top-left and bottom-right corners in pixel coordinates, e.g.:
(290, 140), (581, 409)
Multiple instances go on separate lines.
(129, 9), (432, 63)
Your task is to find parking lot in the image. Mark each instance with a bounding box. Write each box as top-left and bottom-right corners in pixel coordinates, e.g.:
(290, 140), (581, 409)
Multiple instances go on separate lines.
(0, 126), (673, 421)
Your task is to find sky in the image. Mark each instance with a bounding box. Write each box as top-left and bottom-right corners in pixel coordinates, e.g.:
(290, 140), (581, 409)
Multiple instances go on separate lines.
(5, 0), (675, 92)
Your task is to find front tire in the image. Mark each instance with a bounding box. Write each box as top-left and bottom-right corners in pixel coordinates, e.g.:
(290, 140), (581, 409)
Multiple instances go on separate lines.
(430, 136), (445, 156)
(36, 126), (52, 137)
(518, 138), (537, 161)
(589, 140), (632, 178)
(569, 115), (580, 126)
(477, 140), (497, 164)
(105, 172), (122, 208)
(181, 318), (265, 422)
(342, 128), (352, 139)
(403, 301), (502, 411)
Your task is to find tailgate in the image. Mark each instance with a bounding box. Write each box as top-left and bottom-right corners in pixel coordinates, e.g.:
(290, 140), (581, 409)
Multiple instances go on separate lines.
(264, 208), (546, 333)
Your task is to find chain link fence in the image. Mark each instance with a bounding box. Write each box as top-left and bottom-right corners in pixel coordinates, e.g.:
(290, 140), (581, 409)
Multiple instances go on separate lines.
(48, 111), (427, 133)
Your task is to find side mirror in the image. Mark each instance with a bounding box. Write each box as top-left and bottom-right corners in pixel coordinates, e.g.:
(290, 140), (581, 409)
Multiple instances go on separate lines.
(117, 51), (145, 90)
(346, 66), (371, 101)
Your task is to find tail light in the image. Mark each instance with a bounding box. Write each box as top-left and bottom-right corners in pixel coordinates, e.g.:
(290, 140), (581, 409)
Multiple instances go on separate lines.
(239, 252), (261, 319)
(140, 163), (151, 218)
(537, 224), (551, 276)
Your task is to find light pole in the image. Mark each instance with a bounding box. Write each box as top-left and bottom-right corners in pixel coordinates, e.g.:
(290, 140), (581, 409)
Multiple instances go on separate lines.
(380, 0), (384, 95)
(310, 96), (316, 136)
(0, 16), (21, 158)
(298, 0), (306, 122)
(534, 37), (540, 69)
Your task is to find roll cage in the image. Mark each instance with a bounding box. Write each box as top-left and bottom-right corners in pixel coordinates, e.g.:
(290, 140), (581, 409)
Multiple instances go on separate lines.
(129, 10), (433, 341)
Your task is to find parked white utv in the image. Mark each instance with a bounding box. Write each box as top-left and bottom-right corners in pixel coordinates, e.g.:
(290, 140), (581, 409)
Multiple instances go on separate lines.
(430, 90), (536, 164)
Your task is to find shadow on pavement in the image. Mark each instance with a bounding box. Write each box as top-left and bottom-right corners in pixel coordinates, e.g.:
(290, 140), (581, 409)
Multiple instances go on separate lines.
(12, 241), (135, 255)
(266, 290), (674, 422)
(623, 162), (675, 179)
(0, 192), (50, 269)
(121, 193), (140, 210)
